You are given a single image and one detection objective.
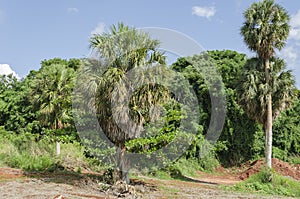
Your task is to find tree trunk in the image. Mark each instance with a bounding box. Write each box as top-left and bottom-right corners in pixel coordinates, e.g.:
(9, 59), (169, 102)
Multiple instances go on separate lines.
(265, 58), (273, 173)
(114, 147), (130, 184)
(265, 94), (272, 169)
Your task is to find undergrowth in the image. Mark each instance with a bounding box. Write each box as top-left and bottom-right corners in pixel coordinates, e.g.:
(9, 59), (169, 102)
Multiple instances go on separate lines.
(148, 155), (219, 180)
(226, 170), (300, 197)
(0, 130), (104, 172)
(287, 154), (300, 165)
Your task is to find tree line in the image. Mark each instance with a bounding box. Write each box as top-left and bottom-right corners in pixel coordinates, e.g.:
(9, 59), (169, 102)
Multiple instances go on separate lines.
(0, 0), (298, 184)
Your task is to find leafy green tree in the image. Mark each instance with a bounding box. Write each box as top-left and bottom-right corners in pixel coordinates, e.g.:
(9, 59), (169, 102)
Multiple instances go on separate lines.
(273, 91), (300, 159)
(0, 74), (39, 134)
(240, 0), (291, 171)
(0, 74), (18, 127)
(207, 50), (265, 165)
(30, 63), (76, 155)
(172, 50), (265, 166)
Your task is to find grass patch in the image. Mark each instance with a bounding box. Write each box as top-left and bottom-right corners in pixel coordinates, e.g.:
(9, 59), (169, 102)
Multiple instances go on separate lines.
(147, 157), (215, 181)
(146, 158), (202, 180)
(0, 131), (104, 172)
(0, 133), (57, 171)
(171, 158), (202, 177)
(226, 170), (300, 197)
(287, 154), (300, 165)
(158, 185), (181, 197)
(148, 169), (173, 180)
(4, 153), (55, 171)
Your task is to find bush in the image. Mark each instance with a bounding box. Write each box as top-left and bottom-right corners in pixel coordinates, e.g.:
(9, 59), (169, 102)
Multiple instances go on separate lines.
(171, 158), (203, 177)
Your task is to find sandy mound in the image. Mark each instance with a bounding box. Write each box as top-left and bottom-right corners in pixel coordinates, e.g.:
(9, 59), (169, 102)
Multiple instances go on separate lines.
(239, 158), (300, 180)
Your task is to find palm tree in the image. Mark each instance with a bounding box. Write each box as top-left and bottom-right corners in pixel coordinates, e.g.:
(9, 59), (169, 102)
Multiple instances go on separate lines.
(240, 0), (291, 171)
(239, 58), (295, 121)
(238, 57), (295, 175)
(84, 23), (169, 183)
(31, 64), (75, 155)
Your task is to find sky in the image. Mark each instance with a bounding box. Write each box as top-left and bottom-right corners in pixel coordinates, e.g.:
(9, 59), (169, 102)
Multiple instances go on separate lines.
(0, 0), (300, 85)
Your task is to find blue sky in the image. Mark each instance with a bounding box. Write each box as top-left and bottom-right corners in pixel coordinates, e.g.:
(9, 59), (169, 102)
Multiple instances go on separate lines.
(0, 0), (300, 85)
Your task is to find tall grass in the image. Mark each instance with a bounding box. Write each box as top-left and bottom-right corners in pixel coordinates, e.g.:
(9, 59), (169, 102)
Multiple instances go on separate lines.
(0, 132), (56, 171)
(0, 130), (100, 172)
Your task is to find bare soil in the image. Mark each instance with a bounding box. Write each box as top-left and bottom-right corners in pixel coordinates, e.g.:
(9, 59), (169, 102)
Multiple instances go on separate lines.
(239, 158), (300, 180)
(0, 158), (299, 199)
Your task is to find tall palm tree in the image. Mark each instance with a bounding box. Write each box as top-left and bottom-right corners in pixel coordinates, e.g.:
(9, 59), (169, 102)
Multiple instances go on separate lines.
(31, 64), (75, 155)
(85, 23), (169, 183)
(240, 0), (291, 171)
(239, 58), (295, 122)
(238, 58), (295, 175)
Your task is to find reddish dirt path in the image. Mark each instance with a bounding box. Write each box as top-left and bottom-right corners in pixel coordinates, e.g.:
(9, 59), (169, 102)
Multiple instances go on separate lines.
(0, 167), (24, 180)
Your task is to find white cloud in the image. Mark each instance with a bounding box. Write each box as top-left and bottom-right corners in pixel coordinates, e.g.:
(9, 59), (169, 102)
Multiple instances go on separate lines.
(0, 64), (20, 79)
(290, 28), (300, 40)
(291, 10), (300, 27)
(67, 7), (79, 13)
(192, 6), (216, 19)
(91, 22), (106, 35)
(281, 46), (297, 66)
(289, 10), (300, 40)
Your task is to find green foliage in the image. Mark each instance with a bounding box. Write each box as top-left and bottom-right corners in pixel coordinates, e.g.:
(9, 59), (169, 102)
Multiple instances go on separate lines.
(237, 58), (296, 124)
(126, 99), (184, 153)
(5, 154), (55, 171)
(0, 38), (299, 182)
(229, 170), (300, 197)
(0, 129), (56, 171)
(273, 94), (300, 159)
(0, 74), (39, 134)
(30, 63), (75, 130)
(198, 152), (220, 172)
(0, 129), (94, 172)
(0, 58), (82, 143)
(287, 155), (300, 164)
(172, 50), (266, 166)
(148, 158), (203, 180)
(85, 23), (168, 151)
(27, 58), (82, 153)
(41, 58), (81, 71)
(171, 158), (203, 177)
(241, 0), (290, 59)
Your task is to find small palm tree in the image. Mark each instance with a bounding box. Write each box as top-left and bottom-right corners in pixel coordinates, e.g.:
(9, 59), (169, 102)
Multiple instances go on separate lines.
(240, 0), (291, 171)
(31, 64), (75, 155)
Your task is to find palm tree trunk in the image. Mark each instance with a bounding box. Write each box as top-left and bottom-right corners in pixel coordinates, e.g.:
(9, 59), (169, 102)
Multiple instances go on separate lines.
(120, 149), (130, 184)
(114, 147), (130, 184)
(265, 59), (272, 170)
(265, 94), (272, 169)
(55, 119), (61, 156)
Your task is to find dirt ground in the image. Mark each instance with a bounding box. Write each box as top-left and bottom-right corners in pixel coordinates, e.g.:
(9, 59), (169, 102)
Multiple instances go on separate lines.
(0, 158), (299, 199)
(239, 158), (300, 180)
